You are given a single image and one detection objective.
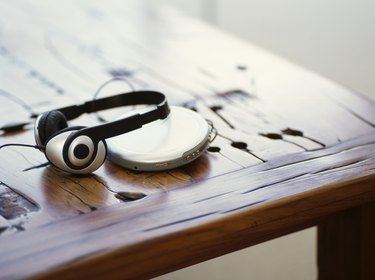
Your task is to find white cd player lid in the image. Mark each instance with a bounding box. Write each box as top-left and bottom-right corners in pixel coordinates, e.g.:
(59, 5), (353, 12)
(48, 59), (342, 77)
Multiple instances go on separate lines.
(106, 106), (210, 163)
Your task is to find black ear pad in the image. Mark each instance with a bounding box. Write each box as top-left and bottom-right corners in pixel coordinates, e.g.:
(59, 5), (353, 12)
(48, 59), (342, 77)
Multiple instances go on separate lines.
(37, 111), (68, 145)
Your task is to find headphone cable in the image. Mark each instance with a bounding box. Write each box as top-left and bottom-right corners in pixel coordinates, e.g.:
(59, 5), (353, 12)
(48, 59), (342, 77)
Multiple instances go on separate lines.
(92, 77), (136, 122)
(0, 143), (45, 151)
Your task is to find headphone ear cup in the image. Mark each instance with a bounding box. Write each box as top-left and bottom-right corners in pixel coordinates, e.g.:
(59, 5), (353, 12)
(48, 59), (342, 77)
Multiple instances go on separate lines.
(44, 126), (107, 174)
(35, 111), (68, 146)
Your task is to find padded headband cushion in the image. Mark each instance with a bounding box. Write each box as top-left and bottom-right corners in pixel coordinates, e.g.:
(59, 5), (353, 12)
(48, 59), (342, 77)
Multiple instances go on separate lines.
(37, 110), (68, 145)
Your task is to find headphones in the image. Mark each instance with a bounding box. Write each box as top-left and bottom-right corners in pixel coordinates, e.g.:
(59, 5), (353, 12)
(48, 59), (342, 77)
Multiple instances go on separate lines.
(34, 91), (170, 174)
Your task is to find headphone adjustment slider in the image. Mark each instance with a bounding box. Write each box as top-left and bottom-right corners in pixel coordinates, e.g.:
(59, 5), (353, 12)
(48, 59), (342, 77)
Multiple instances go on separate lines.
(157, 100), (170, 119)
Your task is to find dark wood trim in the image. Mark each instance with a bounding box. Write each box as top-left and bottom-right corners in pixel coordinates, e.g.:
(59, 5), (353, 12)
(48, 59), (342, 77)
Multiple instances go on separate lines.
(318, 201), (375, 280)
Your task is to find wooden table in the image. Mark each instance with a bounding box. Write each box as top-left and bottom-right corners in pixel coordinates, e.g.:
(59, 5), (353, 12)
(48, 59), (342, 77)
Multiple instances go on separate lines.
(0, 1), (374, 279)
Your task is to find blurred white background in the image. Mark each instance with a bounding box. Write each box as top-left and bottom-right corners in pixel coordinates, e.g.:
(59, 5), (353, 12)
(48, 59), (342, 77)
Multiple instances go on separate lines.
(156, 1), (374, 279)
(163, 0), (375, 101)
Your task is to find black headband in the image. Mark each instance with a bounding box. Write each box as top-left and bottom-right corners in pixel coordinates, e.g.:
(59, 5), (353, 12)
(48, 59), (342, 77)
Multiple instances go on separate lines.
(56, 91), (170, 143)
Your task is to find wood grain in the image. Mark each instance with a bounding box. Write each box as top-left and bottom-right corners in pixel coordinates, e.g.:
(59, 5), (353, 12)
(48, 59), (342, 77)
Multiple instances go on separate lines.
(0, 134), (374, 279)
(0, 0), (374, 279)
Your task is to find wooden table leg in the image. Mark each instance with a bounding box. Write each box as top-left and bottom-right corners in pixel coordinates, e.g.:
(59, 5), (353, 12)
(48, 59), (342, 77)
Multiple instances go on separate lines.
(318, 201), (375, 280)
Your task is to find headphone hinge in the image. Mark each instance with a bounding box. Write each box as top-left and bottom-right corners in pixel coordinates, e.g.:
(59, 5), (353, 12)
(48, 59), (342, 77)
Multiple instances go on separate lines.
(157, 100), (170, 119)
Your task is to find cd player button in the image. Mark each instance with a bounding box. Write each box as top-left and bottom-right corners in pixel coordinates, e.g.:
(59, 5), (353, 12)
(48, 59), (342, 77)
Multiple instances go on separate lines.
(155, 162), (169, 167)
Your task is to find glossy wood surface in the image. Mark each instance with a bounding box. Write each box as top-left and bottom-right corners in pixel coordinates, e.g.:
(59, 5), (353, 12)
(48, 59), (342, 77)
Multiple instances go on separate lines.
(0, 0), (374, 279)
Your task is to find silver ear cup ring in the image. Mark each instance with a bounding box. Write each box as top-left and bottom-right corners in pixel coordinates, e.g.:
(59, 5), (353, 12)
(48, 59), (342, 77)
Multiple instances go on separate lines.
(34, 114), (43, 146)
(67, 135), (94, 167)
(62, 131), (106, 171)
